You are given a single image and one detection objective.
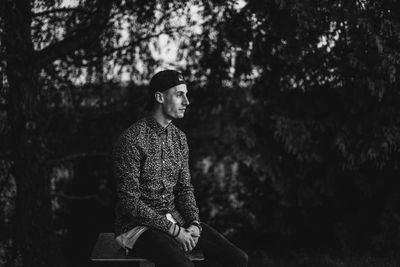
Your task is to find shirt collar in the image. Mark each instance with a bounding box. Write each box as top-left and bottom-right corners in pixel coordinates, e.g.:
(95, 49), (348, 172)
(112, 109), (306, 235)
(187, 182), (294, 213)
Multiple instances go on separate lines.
(146, 116), (171, 136)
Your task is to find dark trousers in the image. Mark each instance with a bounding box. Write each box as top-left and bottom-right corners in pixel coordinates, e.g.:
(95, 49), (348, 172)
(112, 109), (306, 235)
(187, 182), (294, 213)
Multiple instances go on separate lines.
(131, 222), (248, 267)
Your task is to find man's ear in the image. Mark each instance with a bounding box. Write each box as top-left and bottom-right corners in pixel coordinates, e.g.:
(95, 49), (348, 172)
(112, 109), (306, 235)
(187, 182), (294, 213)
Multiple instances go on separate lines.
(154, 91), (164, 104)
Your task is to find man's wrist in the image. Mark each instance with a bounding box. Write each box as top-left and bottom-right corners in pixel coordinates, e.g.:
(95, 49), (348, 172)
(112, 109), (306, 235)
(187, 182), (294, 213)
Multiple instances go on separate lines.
(188, 219), (200, 226)
(190, 220), (202, 234)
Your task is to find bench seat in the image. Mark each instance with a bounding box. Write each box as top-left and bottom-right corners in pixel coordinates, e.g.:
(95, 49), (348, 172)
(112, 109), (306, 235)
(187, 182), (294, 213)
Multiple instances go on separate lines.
(91, 232), (204, 267)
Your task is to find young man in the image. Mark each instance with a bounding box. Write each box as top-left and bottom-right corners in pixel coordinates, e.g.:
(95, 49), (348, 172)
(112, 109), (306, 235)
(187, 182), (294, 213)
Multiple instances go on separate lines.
(112, 70), (248, 267)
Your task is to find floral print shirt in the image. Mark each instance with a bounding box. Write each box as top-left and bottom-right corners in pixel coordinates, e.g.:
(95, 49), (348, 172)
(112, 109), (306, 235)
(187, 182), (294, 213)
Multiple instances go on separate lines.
(112, 116), (199, 236)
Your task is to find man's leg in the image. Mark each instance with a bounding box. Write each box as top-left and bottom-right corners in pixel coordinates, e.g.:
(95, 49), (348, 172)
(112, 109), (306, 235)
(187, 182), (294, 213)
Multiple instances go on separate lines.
(132, 229), (194, 267)
(196, 223), (248, 267)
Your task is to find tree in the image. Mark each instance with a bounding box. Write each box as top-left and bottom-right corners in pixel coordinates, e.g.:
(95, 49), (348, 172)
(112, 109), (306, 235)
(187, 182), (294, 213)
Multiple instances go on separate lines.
(0, 0), (193, 265)
(181, 0), (400, 252)
(1, 1), (115, 265)
(2, 0), (400, 263)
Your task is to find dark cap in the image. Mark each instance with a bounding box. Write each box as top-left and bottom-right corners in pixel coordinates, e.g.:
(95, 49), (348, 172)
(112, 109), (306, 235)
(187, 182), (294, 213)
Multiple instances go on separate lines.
(149, 70), (185, 94)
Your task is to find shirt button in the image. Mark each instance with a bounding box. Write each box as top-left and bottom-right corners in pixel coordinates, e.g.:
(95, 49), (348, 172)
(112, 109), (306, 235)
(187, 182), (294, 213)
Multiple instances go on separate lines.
(162, 195), (166, 199)
(162, 160), (165, 164)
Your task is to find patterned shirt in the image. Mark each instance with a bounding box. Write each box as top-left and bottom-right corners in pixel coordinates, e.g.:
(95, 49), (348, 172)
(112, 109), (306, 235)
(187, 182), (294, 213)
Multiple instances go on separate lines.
(112, 116), (199, 236)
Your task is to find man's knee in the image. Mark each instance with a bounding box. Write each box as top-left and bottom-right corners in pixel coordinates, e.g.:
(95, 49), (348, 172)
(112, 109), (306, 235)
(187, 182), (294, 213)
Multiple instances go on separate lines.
(235, 249), (248, 267)
(167, 256), (195, 267)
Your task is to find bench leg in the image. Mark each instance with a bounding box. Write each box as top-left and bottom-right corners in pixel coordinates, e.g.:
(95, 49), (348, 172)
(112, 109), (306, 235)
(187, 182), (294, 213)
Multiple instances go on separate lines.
(139, 261), (155, 267)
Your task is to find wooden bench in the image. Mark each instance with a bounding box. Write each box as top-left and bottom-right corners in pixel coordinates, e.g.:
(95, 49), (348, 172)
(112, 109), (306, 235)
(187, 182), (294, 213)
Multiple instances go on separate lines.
(91, 233), (204, 267)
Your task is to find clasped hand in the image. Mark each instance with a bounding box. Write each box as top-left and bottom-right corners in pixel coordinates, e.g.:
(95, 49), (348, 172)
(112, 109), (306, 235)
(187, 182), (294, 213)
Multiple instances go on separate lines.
(175, 225), (200, 252)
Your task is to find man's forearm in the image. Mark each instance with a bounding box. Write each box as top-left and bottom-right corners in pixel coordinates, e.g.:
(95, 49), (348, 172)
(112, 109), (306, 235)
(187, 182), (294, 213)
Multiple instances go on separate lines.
(175, 184), (200, 223)
(119, 191), (173, 233)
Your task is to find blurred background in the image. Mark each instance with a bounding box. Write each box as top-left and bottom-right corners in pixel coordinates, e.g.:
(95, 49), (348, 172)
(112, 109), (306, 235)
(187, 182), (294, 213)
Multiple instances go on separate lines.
(1, 0), (400, 266)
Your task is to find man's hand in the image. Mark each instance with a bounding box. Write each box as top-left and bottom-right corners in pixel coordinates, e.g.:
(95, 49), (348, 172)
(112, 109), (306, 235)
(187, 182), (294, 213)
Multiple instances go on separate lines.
(175, 228), (196, 252)
(187, 225), (200, 247)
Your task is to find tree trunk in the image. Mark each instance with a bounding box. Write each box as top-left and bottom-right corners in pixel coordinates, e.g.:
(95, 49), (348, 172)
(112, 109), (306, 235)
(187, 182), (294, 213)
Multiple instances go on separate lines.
(8, 74), (64, 267)
(3, 0), (113, 265)
(3, 1), (64, 266)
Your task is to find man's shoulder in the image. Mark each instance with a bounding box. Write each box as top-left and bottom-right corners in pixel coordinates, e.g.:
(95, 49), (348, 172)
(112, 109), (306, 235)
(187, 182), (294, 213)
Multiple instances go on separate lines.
(170, 123), (187, 139)
(112, 118), (149, 160)
(170, 124), (188, 150)
(116, 118), (147, 145)
(125, 118), (147, 135)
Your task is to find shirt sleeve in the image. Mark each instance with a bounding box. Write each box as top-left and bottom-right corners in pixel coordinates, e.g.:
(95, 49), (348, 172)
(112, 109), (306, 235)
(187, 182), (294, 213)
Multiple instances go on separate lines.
(174, 133), (200, 224)
(113, 133), (173, 233)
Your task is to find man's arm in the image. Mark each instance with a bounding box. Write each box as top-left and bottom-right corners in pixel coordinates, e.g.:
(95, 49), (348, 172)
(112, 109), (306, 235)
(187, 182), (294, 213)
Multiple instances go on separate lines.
(174, 133), (200, 224)
(113, 134), (173, 233)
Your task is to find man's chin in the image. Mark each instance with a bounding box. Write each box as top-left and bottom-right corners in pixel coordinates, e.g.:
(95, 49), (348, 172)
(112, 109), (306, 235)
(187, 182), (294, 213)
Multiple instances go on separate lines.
(167, 113), (185, 120)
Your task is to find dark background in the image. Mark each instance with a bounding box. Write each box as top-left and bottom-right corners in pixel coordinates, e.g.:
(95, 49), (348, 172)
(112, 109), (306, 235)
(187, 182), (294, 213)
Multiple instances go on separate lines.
(1, 0), (400, 266)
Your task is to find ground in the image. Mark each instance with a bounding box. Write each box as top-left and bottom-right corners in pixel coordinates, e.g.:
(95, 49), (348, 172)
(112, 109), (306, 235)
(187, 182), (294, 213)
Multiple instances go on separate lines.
(247, 250), (400, 267)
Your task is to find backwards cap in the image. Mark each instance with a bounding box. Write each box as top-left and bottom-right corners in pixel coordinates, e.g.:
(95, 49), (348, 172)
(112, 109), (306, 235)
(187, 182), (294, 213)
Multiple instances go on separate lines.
(149, 69), (185, 93)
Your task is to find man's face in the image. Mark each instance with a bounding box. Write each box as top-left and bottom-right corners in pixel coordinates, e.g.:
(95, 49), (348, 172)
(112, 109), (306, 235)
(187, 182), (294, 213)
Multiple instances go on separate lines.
(160, 84), (190, 119)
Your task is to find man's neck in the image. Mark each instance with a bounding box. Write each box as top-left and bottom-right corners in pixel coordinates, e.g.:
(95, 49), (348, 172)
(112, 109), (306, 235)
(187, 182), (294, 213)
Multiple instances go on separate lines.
(151, 109), (172, 128)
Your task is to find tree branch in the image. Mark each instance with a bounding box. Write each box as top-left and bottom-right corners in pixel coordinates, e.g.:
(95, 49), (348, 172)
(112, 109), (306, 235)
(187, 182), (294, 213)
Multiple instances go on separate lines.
(34, 0), (114, 69)
(48, 152), (109, 164)
(53, 192), (111, 207)
(0, 151), (11, 160)
(0, 102), (7, 111)
(64, 26), (187, 60)
(32, 7), (91, 17)
(53, 193), (98, 201)
(74, 101), (129, 117)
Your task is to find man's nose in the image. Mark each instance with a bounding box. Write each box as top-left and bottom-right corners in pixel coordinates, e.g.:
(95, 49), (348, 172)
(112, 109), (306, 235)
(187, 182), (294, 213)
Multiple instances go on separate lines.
(183, 95), (190, 106)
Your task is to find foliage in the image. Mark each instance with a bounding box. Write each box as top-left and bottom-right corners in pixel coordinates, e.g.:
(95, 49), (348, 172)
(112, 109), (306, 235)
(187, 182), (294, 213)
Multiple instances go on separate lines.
(180, 0), (400, 253)
(1, 0), (400, 266)
(0, 0), (195, 266)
